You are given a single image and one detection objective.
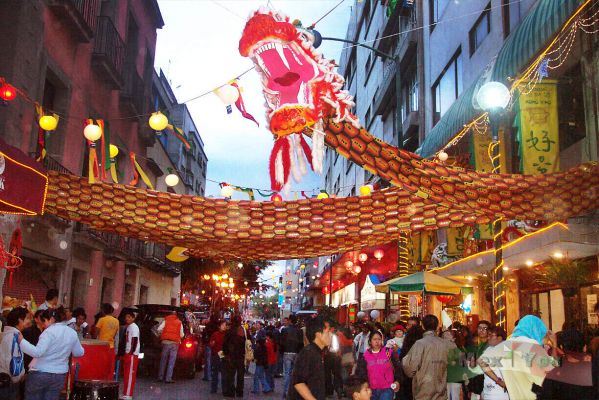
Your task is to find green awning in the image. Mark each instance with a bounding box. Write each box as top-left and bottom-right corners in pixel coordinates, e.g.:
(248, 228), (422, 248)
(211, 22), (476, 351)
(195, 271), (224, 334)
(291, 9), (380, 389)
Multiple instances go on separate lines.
(417, 0), (583, 158)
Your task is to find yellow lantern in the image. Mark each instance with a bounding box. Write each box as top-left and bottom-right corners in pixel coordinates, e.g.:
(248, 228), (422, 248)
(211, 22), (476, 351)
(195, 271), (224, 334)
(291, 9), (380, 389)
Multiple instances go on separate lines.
(317, 191), (329, 199)
(39, 115), (58, 131)
(109, 144), (119, 159)
(83, 123), (102, 141)
(359, 185), (373, 196)
(149, 111), (168, 131)
(165, 174), (179, 187)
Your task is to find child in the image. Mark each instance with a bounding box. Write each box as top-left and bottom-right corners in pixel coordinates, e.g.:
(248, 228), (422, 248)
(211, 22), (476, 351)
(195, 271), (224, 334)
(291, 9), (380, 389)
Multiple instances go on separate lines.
(386, 325), (405, 353)
(121, 310), (140, 400)
(346, 376), (372, 400)
(252, 337), (271, 394)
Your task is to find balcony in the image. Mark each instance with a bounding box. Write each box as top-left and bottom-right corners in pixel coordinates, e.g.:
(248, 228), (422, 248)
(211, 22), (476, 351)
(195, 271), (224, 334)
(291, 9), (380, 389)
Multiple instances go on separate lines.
(120, 65), (146, 115)
(47, 0), (99, 43)
(92, 16), (125, 89)
(29, 152), (74, 175)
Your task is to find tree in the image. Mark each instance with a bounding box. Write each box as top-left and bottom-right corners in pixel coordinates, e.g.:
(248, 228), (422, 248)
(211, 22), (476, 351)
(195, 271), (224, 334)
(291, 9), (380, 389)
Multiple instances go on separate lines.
(252, 294), (279, 320)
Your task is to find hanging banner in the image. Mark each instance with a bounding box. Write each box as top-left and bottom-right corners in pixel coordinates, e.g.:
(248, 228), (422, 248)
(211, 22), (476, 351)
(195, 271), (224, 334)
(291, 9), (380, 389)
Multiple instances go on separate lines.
(471, 129), (508, 173)
(516, 80), (560, 175)
(446, 227), (466, 256)
(410, 231), (435, 265)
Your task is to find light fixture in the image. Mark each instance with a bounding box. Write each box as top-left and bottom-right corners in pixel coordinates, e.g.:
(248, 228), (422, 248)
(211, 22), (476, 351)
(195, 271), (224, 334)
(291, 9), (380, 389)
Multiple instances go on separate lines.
(222, 273), (229, 279)
(0, 83), (17, 101)
(353, 265), (362, 274)
(438, 151), (448, 162)
(221, 185), (235, 198)
(344, 260), (354, 269)
(203, 274), (210, 280)
(271, 193), (282, 202)
(83, 122), (102, 141)
(317, 190), (329, 199)
(359, 185), (373, 196)
(244, 281), (248, 285)
(215, 84), (240, 105)
(358, 253), (368, 262)
(149, 111), (169, 131)
(502, 266), (509, 271)
(553, 251), (564, 259)
(109, 144), (119, 159)
(525, 260), (534, 267)
(467, 276), (473, 282)
(39, 115), (58, 131)
(374, 249), (384, 260)
(476, 81), (511, 112)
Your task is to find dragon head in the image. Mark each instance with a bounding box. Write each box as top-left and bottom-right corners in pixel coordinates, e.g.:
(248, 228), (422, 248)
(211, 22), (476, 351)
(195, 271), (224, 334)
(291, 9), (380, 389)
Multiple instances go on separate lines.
(239, 9), (359, 191)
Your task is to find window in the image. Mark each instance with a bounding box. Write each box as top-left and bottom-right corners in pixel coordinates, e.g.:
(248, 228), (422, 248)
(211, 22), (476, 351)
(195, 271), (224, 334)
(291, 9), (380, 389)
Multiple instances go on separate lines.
(345, 159), (353, 175)
(363, 0), (373, 37)
(432, 48), (463, 125)
(364, 54), (372, 86)
(365, 107), (372, 129)
(345, 49), (357, 87)
(469, 4), (491, 56)
(429, 0), (449, 29)
(501, 0), (511, 39)
(401, 69), (419, 122)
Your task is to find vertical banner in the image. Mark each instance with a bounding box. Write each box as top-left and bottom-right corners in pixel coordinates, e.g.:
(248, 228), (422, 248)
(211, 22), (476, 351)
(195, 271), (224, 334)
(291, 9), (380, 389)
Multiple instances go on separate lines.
(471, 130), (508, 173)
(446, 227), (466, 256)
(516, 80), (560, 174)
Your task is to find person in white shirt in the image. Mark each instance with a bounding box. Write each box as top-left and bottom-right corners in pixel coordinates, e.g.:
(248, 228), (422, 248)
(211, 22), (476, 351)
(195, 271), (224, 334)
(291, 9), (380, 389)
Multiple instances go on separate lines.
(19, 307), (84, 400)
(478, 326), (510, 400)
(0, 307), (31, 400)
(121, 310), (140, 400)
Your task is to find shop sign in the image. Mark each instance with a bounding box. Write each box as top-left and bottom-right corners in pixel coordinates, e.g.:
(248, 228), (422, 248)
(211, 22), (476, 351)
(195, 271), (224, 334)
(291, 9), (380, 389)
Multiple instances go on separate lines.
(331, 283), (357, 307)
(587, 294), (598, 324)
(361, 275), (385, 310)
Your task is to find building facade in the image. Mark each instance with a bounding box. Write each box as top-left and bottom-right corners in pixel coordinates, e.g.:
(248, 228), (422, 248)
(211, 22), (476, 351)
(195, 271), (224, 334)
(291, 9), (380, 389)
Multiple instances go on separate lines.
(0, 0), (189, 318)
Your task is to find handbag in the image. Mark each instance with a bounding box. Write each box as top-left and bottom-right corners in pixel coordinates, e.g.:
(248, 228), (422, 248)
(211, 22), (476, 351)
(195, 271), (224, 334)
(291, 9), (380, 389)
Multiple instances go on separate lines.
(244, 328), (254, 362)
(9, 333), (23, 377)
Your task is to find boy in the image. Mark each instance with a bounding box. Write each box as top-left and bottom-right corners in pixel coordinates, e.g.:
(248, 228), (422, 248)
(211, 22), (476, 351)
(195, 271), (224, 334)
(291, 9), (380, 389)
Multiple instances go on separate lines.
(346, 376), (371, 400)
(121, 310), (140, 400)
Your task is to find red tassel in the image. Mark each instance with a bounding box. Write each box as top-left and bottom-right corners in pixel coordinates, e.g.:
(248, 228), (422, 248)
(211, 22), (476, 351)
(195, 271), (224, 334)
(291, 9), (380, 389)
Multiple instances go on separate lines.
(299, 134), (314, 170)
(8, 271), (13, 288)
(269, 137), (291, 191)
(300, 191), (311, 199)
(231, 82), (259, 127)
(9, 228), (22, 257)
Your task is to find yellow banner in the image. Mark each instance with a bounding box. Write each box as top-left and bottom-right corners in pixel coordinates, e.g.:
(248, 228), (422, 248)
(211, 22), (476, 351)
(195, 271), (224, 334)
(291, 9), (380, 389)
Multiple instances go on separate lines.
(447, 227), (466, 256)
(472, 129), (508, 173)
(517, 80), (560, 174)
(410, 231), (435, 264)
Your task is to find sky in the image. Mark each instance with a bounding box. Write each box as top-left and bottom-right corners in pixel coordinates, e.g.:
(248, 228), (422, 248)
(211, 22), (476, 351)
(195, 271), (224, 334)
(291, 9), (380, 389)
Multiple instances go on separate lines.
(154, 0), (353, 277)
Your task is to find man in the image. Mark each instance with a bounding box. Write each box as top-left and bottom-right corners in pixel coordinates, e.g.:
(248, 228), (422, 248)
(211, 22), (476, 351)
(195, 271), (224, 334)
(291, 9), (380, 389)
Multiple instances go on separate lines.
(467, 320), (491, 398)
(281, 314), (305, 398)
(202, 315), (220, 381)
(402, 314), (453, 400)
(222, 316), (246, 398)
(37, 289), (59, 311)
(0, 307), (31, 399)
(156, 310), (184, 383)
(353, 324), (370, 361)
(121, 310), (140, 400)
(95, 303), (120, 376)
(478, 327), (509, 400)
(406, 316), (420, 330)
(288, 316), (332, 400)
(22, 310), (44, 370)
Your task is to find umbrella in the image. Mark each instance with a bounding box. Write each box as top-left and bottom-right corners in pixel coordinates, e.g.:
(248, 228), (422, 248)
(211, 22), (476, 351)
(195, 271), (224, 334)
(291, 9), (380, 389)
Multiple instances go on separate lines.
(375, 271), (462, 295)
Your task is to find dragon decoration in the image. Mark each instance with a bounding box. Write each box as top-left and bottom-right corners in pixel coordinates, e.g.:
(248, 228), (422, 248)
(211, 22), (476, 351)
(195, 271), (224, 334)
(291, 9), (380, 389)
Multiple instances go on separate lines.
(11, 8), (599, 260)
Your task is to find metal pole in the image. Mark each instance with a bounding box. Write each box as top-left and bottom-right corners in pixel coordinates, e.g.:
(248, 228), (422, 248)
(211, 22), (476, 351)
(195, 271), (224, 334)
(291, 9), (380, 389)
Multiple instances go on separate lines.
(395, 57), (403, 149)
(328, 261), (333, 307)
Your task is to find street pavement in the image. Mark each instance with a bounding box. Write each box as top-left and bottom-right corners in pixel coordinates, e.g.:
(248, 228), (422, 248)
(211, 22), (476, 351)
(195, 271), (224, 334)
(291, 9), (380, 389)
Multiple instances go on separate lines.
(134, 370), (286, 400)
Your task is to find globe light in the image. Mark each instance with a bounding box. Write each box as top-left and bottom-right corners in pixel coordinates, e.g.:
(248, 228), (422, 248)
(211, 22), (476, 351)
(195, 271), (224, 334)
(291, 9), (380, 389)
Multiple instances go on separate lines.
(476, 81), (511, 112)
(215, 84), (240, 105)
(83, 123), (102, 141)
(109, 144), (119, 159)
(358, 253), (368, 262)
(165, 173), (180, 187)
(359, 185), (373, 196)
(438, 151), (448, 162)
(221, 185), (235, 198)
(344, 260), (354, 269)
(237, 262), (243, 269)
(39, 115), (58, 131)
(149, 111), (169, 131)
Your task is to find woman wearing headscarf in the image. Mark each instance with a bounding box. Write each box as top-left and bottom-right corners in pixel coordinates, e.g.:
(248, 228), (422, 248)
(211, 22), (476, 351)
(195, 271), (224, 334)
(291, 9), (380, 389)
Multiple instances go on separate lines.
(480, 315), (558, 400)
(356, 330), (402, 400)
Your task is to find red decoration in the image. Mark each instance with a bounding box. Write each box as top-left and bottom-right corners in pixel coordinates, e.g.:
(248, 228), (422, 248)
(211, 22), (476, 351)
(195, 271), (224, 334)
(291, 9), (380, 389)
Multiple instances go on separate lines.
(353, 265), (361, 274)
(374, 249), (384, 260)
(0, 83), (17, 101)
(271, 193), (283, 202)
(437, 295), (454, 304)
(358, 252), (368, 262)
(344, 260), (353, 269)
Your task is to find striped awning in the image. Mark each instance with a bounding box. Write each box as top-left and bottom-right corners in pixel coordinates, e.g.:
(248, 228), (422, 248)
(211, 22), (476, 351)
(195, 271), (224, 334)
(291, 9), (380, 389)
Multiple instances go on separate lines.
(417, 0), (583, 158)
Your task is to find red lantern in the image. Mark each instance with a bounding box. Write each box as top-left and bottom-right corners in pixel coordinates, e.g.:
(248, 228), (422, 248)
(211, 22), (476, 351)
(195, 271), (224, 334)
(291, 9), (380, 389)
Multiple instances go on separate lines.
(271, 193), (282, 202)
(437, 295), (454, 304)
(344, 260), (354, 269)
(374, 249), (384, 260)
(358, 253), (368, 262)
(0, 84), (17, 101)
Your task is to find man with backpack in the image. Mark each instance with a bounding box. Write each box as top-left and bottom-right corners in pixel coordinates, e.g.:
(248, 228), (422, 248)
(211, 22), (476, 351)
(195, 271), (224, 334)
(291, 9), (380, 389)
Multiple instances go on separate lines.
(0, 307), (30, 399)
(280, 314), (304, 398)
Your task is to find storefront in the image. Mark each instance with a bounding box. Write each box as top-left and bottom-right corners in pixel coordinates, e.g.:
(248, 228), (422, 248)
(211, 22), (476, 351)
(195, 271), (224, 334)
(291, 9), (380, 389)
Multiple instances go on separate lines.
(360, 275), (386, 321)
(328, 282), (357, 325)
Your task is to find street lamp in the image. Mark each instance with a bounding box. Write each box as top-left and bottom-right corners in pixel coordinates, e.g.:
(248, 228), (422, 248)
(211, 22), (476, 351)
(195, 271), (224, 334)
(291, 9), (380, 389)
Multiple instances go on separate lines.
(476, 80), (511, 329)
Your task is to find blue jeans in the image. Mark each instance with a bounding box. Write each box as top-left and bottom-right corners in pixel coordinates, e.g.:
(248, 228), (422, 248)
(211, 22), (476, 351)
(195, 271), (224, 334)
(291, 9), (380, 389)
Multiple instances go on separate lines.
(159, 341), (179, 381)
(265, 364), (275, 390)
(210, 356), (222, 393)
(283, 352), (297, 397)
(372, 388), (394, 400)
(253, 365), (271, 393)
(203, 345), (212, 380)
(25, 371), (67, 400)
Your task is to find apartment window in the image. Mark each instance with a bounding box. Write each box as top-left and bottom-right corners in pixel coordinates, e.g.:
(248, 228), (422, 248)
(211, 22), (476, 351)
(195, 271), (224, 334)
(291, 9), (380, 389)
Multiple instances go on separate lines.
(365, 107), (372, 128)
(363, 0), (373, 36)
(401, 69), (419, 121)
(364, 54), (372, 86)
(345, 159), (353, 175)
(429, 0), (450, 29)
(345, 49), (357, 87)
(432, 48), (463, 124)
(469, 4), (491, 56)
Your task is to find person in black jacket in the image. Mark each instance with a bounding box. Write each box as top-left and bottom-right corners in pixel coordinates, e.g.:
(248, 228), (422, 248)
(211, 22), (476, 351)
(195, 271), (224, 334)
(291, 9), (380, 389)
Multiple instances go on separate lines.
(252, 337), (272, 394)
(222, 316), (246, 398)
(202, 315), (219, 381)
(281, 314), (304, 397)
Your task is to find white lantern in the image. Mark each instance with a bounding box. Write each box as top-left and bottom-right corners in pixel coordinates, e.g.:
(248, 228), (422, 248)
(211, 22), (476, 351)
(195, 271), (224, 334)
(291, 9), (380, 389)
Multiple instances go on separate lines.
(370, 309), (380, 320)
(476, 81), (511, 112)
(438, 151), (448, 162)
(356, 311), (366, 320)
(215, 85), (239, 105)
(83, 123), (102, 141)
(165, 173), (179, 187)
(221, 185), (235, 198)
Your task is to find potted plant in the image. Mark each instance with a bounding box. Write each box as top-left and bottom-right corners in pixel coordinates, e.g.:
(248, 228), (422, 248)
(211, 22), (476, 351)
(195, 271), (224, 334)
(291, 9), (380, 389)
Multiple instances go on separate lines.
(534, 257), (591, 297)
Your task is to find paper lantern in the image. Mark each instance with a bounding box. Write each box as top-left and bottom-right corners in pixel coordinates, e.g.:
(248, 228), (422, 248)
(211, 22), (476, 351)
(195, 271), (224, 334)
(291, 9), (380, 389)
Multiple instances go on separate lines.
(165, 173), (179, 187)
(0, 83), (17, 101)
(353, 265), (361, 274)
(222, 273), (229, 279)
(359, 185), (373, 196)
(271, 193), (282, 202)
(203, 274), (211, 280)
(317, 191), (329, 199)
(438, 151), (448, 162)
(149, 111), (169, 131)
(437, 295), (454, 304)
(237, 262), (243, 269)
(344, 260), (353, 269)
(215, 85), (240, 105)
(83, 123), (102, 142)
(221, 185), (235, 198)
(374, 249), (384, 260)
(109, 144), (119, 159)
(358, 253), (368, 262)
(39, 115), (58, 131)
(370, 310), (380, 320)
(356, 311), (366, 320)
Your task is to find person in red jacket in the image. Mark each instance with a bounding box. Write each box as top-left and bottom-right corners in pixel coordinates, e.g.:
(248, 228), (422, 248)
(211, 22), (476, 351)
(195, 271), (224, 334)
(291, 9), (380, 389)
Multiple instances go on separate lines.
(265, 330), (278, 392)
(156, 311), (183, 383)
(209, 320), (228, 394)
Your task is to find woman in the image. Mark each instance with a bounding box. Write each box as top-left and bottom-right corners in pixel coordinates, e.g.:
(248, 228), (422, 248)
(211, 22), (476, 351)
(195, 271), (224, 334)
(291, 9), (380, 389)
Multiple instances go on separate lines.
(0, 307), (30, 399)
(209, 320), (228, 394)
(442, 329), (462, 400)
(19, 307), (84, 400)
(356, 331), (402, 400)
(252, 337), (271, 394)
(398, 324), (423, 400)
(222, 317), (246, 398)
(265, 330), (277, 392)
(481, 315), (558, 400)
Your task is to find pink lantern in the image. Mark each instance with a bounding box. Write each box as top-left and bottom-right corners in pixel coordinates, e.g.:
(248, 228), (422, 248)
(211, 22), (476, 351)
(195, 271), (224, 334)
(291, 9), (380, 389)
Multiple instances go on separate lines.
(358, 253), (368, 262)
(374, 249), (384, 260)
